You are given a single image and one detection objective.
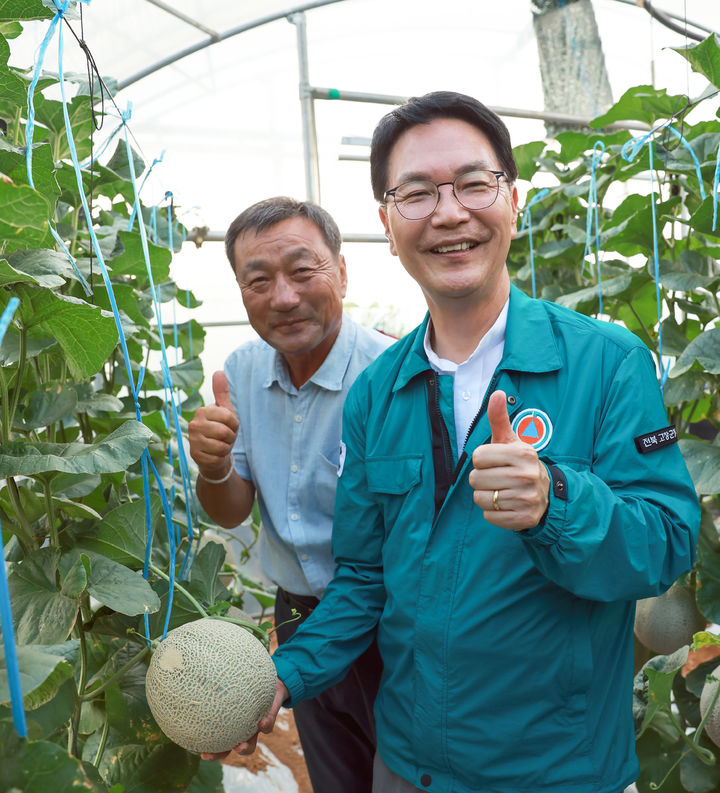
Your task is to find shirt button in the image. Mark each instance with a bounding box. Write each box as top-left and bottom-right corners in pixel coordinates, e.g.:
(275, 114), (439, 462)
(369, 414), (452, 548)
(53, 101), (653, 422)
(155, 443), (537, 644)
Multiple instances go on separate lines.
(507, 395), (517, 405)
(462, 391), (470, 401)
(291, 464), (298, 473)
(295, 414), (303, 423)
(420, 774), (432, 787)
(290, 513), (299, 521)
(300, 553), (309, 562)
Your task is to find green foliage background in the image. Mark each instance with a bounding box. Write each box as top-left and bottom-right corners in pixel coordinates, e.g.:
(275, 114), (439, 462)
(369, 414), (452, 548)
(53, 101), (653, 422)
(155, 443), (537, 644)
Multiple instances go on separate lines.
(1, 3), (720, 792)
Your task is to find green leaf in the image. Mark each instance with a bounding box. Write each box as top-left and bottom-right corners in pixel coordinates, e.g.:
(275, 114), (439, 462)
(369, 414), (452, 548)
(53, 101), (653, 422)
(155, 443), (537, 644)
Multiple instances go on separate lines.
(679, 439), (720, 495)
(639, 647), (690, 737)
(693, 632), (720, 651)
(8, 547), (78, 645)
(100, 743), (201, 793)
(189, 542), (229, 607)
(591, 84), (688, 127)
(694, 508), (720, 622)
(2, 248), (78, 288)
(664, 370), (707, 406)
(186, 760), (224, 793)
(33, 94), (94, 162)
(85, 556), (161, 617)
(555, 273), (634, 311)
(108, 230), (172, 285)
(680, 737), (720, 793)
(0, 181), (52, 253)
(513, 140), (545, 181)
(77, 495), (161, 568)
(0, 330), (56, 365)
(673, 35), (720, 89)
(671, 328), (720, 376)
(18, 739), (108, 793)
(0, 0), (53, 20)
(0, 420), (153, 477)
(61, 553), (89, 599)
(106, 140), (146, 181)
(0, 643), (75, 710)
(17, 288), (119, 381)
(16, 382), (78, 430)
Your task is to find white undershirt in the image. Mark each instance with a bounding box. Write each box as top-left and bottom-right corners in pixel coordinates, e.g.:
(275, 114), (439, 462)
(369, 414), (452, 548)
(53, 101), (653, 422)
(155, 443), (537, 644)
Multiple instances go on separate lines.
(424, 299), (508, 454)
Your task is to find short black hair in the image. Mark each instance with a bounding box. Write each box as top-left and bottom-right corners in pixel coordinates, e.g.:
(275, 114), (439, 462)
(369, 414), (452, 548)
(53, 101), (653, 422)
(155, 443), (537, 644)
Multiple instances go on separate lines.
(225, 196), (342, 272)
(370, 91), (518, 203)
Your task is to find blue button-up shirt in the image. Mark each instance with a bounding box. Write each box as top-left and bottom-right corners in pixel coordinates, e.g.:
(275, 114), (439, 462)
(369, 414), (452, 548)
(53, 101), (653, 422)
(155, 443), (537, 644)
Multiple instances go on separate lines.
(225, 315), (393, 597)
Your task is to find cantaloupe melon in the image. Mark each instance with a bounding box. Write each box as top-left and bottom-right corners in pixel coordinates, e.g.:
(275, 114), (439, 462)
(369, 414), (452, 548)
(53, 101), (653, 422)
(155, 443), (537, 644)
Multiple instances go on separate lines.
(145, 618), (277, 754)
(634, 585), (706, 655)
(700, 664), (720, 747)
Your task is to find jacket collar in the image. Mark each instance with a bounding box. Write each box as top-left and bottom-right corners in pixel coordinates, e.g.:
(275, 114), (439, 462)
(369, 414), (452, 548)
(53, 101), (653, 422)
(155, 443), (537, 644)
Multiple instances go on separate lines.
(392, 284), (561, 392)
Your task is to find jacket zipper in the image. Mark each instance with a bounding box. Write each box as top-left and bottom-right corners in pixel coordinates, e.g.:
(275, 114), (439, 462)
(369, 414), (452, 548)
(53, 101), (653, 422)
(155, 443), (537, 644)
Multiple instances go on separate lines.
(451, 371), (501, 482)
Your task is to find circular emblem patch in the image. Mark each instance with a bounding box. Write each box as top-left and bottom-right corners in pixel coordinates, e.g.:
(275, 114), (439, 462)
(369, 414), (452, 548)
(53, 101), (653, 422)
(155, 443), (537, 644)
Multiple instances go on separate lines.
(512, 408), (553, 451)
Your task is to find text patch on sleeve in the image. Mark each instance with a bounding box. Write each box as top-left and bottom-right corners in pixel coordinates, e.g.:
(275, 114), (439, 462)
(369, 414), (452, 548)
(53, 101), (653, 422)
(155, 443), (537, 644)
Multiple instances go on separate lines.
(634, 425), (678, 454)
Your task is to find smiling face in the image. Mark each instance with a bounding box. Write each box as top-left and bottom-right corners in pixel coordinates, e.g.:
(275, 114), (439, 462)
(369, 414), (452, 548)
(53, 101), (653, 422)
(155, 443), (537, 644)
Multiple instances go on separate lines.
(379, 118), (518, 318)
(234, 216), (347, 382)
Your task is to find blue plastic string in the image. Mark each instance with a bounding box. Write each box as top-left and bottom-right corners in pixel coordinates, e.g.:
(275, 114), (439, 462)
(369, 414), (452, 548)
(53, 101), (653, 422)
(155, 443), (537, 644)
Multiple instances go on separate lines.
(0, 298), (27, 739)
(622, 132), (671, 388)
(519, 188), (549, 299)
(121, 119), (198, 589)
(127, 150), (165, 232)
(25, 1), (92, 295)
(663, 125), (706, 201)
(583, 141), (606, 316)
(712, 141), (720, 231)
(79, 118), (124, 169)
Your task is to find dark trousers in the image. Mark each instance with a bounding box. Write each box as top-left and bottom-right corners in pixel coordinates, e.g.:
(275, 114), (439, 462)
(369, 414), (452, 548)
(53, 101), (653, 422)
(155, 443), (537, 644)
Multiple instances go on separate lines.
(275, 587), (382, 793)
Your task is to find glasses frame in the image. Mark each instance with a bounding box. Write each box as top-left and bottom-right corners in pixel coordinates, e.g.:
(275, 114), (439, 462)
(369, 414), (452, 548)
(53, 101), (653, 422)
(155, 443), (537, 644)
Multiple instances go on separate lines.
(383, 169), (508, 220)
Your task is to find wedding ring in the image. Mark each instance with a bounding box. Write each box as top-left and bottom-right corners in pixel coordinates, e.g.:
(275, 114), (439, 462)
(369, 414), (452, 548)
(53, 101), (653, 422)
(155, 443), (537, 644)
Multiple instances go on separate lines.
(492, 489), (500, 511)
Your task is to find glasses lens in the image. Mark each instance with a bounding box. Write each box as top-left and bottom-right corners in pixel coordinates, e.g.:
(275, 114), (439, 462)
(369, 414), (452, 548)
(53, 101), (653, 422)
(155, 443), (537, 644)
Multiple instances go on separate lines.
(455, 170), (500, 210)
(392, 180), (438, 220)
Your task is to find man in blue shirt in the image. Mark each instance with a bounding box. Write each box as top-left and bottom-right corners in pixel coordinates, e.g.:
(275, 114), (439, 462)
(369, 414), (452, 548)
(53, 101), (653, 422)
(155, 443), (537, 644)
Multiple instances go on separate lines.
(223, 94), (700, 793)
(188, 196), (392, 793)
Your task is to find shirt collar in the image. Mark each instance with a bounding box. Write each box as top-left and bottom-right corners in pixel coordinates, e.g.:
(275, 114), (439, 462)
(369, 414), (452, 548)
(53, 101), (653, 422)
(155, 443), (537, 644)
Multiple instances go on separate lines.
(263, 313), (355, 393)
(423, 298), (508, 374)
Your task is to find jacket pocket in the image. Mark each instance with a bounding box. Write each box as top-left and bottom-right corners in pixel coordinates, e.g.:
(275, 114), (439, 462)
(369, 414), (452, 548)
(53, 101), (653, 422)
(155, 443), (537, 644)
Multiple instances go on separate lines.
(366, 455), (422, 494)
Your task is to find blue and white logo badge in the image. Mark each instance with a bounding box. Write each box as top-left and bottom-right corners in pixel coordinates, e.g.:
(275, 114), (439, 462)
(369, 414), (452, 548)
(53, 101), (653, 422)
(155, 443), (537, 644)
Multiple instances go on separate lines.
(512, 408), (553, 451)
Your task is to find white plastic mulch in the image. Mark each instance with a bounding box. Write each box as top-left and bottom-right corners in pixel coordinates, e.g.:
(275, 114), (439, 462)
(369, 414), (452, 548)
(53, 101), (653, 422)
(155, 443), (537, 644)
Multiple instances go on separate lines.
(221, 744), (299, 793)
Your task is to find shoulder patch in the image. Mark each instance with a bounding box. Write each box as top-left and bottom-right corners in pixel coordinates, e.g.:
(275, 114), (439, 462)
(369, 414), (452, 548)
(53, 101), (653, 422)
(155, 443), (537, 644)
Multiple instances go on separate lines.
(634, 425), (678, 454)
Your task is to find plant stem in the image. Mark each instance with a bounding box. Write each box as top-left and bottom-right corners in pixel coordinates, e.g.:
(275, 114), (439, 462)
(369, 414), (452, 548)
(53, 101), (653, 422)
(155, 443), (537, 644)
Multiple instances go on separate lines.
(42, 477), (59, 547)
(69, 621), (89, 757)
(6, 324), (27, 433)
(92, 714), (110, 768)
(149, 563), (208, 618)
(80, 645), (150, 702)
(5, 476), (35, 552)
(649, 747), (691, 790)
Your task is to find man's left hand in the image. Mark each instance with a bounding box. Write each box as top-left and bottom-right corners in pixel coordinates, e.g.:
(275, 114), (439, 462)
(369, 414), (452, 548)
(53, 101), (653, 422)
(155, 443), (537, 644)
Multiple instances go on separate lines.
(468, 390), (550, 531)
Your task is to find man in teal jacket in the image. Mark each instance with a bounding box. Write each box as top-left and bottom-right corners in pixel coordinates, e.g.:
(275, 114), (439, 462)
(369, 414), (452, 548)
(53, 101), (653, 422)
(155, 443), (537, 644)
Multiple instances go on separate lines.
(226, 92), (701, 793)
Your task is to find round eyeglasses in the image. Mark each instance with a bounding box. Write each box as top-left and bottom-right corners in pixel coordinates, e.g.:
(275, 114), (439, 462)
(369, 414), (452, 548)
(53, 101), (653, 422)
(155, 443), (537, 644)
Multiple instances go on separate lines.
(383, 169), (507, 220)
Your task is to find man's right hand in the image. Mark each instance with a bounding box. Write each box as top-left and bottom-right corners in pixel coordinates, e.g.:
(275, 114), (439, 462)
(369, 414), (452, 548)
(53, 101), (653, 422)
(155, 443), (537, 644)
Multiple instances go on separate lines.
(200, 679), (289, 761)
(189, 370), (240, 480)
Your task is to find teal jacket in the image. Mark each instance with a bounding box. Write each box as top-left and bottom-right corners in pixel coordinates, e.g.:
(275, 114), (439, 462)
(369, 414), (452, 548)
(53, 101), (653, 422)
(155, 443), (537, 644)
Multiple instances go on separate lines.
(273, 285), (700, 793)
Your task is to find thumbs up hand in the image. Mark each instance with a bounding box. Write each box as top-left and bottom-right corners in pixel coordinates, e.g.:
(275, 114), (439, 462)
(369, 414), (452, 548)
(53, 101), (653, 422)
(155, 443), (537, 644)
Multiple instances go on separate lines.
(188, 370), (240, 481)
(468, 390), (550, 531)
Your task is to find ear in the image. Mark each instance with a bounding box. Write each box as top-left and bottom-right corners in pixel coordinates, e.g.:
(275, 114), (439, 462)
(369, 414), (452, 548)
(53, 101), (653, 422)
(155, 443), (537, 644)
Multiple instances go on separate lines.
(337, 254), (348, 298)
(378, 205), (398, 256)
(509, 185), (519, 240)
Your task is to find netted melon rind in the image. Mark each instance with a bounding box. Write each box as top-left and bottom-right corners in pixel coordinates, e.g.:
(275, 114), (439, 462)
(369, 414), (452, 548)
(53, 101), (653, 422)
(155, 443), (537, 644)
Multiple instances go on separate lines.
(145, 618), (277, 754)
(700, 665), (720, 747)
(634, 586), (706, 656)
